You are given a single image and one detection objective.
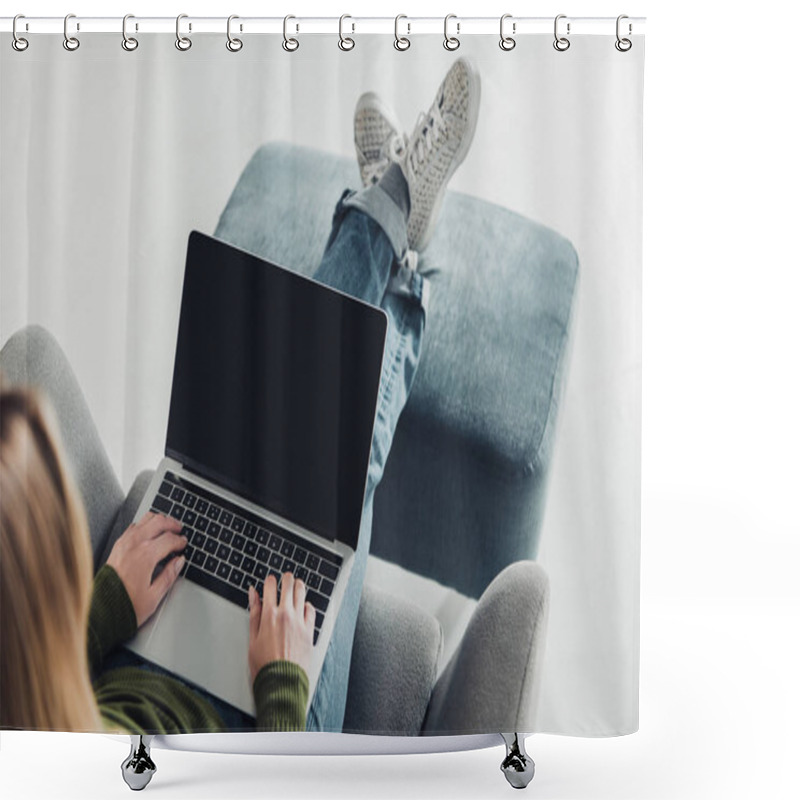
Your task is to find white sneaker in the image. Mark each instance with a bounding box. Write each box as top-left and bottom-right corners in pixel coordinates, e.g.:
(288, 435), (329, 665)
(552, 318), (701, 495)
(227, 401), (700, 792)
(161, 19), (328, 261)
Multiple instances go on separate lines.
(354, 91), (407, 187)
(404, 58), (481, 252)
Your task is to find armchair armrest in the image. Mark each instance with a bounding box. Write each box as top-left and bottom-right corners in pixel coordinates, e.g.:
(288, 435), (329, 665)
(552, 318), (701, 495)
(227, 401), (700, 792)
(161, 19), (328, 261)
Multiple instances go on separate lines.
(97, 469), (154, 569)
(421, 561), (550, 735)
(343, 584), (443, 736)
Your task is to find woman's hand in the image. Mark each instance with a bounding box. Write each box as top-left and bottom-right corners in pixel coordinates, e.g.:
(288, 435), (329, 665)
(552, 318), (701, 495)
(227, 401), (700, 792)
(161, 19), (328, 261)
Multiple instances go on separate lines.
(248, 573), (315, 683)
(106, 512), (187, 628)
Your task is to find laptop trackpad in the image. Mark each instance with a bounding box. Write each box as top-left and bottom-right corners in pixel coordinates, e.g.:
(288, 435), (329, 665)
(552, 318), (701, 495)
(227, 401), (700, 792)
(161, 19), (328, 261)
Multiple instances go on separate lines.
(130, 577), (255, 717)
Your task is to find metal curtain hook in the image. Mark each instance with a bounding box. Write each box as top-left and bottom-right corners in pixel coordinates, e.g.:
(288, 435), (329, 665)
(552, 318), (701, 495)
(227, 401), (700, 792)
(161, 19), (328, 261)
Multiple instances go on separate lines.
(443, 14), (460, 51)
(499, 14), (516, 51)
(339, 14), (355, 51)
(394, 14), (410, 51)
(63, 13), (80, 51)
(615, 14), (632, 51)
(12, 14), (29, 51)
(122, 14), (139, 51)
(176, 14), (192, 51)
(283, 15), (299, 52)
(553, 14), (570, 51)
(226, 15), (243, 51)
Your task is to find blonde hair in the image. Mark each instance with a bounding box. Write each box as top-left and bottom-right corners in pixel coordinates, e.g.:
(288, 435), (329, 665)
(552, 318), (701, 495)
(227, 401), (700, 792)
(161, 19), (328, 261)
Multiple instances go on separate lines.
(1, 378), (102, 731)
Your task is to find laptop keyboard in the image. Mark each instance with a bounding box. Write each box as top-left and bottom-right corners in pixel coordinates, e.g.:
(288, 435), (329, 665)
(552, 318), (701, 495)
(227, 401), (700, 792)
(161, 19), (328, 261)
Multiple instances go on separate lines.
(150, 471), (342, 645)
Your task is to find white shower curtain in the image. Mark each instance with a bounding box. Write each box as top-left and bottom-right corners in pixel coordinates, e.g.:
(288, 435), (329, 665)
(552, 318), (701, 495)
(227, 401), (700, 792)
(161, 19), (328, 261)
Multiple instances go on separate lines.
(1, 25), (643, 737)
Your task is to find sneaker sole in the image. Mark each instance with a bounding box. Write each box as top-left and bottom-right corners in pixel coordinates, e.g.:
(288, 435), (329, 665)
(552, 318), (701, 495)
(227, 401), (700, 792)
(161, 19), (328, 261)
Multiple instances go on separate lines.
(414, 59), (481, 251)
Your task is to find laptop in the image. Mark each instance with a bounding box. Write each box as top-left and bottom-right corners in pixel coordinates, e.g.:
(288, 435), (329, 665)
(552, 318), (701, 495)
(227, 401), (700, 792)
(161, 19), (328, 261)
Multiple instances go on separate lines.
(124, 230), (387, 717)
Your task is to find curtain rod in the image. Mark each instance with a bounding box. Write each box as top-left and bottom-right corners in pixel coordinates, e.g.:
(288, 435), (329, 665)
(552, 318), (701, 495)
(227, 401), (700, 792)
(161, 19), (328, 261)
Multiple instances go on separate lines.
(1, 16), (646, 36)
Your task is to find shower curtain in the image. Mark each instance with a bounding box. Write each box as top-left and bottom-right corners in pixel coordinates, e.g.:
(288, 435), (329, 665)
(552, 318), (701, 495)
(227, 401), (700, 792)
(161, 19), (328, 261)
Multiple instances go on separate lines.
(0, 20), (644, 739)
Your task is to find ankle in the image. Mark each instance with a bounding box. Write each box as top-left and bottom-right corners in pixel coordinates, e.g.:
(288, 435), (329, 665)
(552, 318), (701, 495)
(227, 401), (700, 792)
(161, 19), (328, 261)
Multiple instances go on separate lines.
(377, 162), (411, 222)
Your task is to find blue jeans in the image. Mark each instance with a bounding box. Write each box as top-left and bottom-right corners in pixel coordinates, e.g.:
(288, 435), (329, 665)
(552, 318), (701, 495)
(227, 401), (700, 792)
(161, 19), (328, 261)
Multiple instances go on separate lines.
(306, 187), (427, 731)
(102, 185), (427, 732)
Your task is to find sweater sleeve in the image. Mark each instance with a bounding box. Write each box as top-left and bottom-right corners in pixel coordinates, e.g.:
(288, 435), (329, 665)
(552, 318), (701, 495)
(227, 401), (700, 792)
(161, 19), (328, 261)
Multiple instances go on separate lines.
(87, 564), (138, 679)
(253, 661), (309, 731)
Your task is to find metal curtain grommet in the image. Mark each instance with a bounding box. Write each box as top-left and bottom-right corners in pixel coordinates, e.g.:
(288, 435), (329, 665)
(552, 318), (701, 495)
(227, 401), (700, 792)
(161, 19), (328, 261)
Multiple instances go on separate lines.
(226, 15), (243, 52)
(339, 14), (355, 51)
(499, 14), (515, 51)
(122, 14), (138, 51)
(63, 13), (80, 51)
(443, 14), (460, 51)
(394, 14), (410, 51)
(553, 14), (570, 51)
(283, 15), (299, 52)
(176, 14), (192, 51)
(12, 14), (29, 51)
(615, 14), (632, 51)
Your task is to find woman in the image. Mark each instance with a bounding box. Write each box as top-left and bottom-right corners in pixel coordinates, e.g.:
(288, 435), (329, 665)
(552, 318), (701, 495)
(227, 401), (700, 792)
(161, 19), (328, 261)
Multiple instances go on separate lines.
(1, 384), (102, 731)
(0, 58), (479, 734)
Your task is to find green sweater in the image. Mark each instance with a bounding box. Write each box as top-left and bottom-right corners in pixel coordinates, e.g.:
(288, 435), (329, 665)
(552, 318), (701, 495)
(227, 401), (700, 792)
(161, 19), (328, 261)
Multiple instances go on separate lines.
(88, 564), (308, 734)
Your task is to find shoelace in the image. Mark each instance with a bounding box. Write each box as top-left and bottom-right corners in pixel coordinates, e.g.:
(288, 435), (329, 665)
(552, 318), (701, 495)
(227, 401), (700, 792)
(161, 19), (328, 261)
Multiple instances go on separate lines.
(402, 248), (419, 271)
(360, 132), (408, 186)
(407, 98), (447, 180)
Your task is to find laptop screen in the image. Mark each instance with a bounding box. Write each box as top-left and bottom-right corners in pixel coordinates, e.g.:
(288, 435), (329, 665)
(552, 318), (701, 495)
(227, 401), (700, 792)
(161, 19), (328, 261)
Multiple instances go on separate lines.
(165, 231), (387, 550)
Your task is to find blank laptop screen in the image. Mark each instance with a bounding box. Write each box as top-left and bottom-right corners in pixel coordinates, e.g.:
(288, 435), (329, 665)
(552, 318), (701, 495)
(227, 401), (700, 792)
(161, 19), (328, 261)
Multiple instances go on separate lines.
(165, 231), (387, 550)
